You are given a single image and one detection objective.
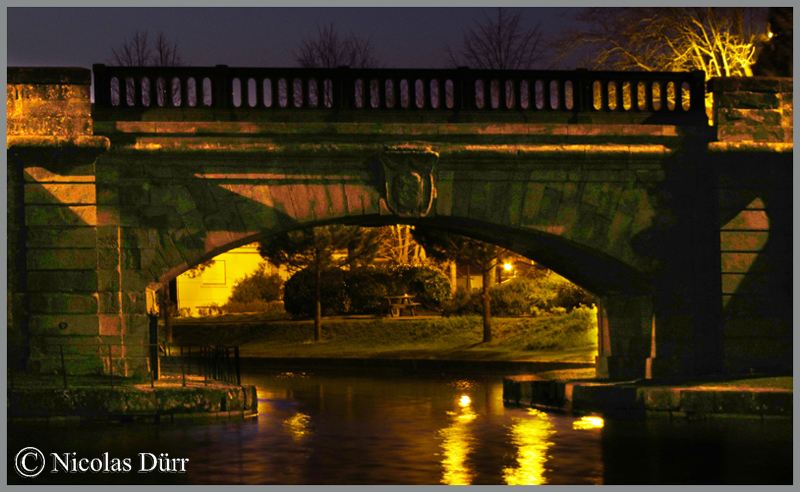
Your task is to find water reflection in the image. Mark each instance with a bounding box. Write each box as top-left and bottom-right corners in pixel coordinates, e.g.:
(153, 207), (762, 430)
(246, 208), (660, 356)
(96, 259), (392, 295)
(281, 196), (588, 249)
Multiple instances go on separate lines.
(438, 395), (478, 485)
(283, 413), (312, 441)
(573, 416), (604, 430)
(502, 408), (555, 485)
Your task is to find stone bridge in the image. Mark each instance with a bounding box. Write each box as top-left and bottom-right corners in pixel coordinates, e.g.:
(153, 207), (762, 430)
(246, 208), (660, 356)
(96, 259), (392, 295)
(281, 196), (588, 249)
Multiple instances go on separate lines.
(7, 66), (793, 380)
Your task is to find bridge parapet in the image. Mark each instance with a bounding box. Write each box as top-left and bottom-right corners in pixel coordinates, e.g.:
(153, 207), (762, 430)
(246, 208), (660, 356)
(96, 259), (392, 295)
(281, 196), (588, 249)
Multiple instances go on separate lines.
(710, 76), (793, 144)
(92, 64), (706, 125)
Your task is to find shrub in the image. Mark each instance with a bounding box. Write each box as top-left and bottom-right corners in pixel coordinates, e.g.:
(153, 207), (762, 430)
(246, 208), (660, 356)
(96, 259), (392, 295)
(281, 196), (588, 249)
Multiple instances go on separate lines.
(390, 264), (451, 308)
(196, 303), (225, 317)
(441, 274), (594, 317)
(344, 266), (400, 314)
(283, 267), (350, 318)
(228, 263), (283, 304)
(441, 287), (481, 316)
(223, 299), (287, 316)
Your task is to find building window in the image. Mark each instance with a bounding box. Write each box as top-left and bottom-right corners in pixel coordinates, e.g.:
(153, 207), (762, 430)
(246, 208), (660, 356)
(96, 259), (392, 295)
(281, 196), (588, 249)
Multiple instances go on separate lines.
(201, 260), (226, 285)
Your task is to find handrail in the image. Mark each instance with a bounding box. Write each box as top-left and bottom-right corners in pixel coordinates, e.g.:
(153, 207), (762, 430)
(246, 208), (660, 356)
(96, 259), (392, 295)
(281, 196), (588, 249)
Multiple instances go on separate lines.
(92, 64), (706, 122)
(7, 341), (242, 389)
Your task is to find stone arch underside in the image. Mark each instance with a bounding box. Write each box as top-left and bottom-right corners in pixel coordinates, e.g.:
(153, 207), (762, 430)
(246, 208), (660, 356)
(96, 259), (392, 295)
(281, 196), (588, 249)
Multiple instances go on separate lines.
(113, 151), (663, 300)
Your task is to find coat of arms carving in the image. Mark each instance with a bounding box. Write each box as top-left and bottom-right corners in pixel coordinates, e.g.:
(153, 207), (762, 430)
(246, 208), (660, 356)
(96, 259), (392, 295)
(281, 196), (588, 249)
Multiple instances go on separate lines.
(379, 150), (438, 218)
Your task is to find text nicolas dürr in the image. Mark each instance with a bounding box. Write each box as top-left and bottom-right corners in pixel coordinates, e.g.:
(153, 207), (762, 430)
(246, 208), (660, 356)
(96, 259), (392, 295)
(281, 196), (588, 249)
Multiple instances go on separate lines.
(51, 452), (189, 473)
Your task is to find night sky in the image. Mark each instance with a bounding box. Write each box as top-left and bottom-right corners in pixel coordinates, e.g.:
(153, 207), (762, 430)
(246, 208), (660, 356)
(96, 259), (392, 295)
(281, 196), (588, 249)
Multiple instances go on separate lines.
(7, 7), (578, 69)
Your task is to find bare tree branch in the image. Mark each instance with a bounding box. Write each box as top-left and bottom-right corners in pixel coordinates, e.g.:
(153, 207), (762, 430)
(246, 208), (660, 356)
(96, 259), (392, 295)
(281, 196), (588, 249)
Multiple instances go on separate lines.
(445, 8), (546, 70)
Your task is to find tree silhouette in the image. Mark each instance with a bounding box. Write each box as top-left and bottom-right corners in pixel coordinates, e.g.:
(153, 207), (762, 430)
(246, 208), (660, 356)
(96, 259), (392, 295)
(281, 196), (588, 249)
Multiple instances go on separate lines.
(108, 30), (185, 106)
(412, 228), (510, 343)
(258, 225), (380, 341)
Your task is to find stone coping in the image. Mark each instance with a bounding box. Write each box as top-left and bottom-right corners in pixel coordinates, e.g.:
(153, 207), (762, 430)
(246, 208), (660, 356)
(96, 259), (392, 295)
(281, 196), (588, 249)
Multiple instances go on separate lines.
(7, 67), (92, 85)
(94, 121), (688, 137)
(503, 377), (792, 421)
(7, 384), (259, 425)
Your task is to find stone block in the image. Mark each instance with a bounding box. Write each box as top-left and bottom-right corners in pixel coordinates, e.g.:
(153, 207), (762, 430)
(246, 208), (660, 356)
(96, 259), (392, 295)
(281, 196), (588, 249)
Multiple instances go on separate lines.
(99, 314), (121, 335)
(754, 391), (792, 416)
(124, 314), (149, 336)
(720, 231), (768, 251)
(120, 270), (153, 293)
(28, 314), (99, 336)
(27, 249), (96, 270)
(29, 292), (98, 314)
(97, 292), (121, 314)
(97, 269), (121, 292)
(28, 270), (97, 292)
(23, 164), (95, 183)
(122, 291), (148, 315)
(95, 184), (118, 205)
(640, 387), (681, 410)
(97, 248), (120, 269)
(151, 185), (196, 214)
(121, 249), (142, 269)
(26, 205), (97, 226)
(96, 206), (121, 226)
(713, 391), (758, 414)
(717, 122), (784, 142)
(717, 91), (780, 109)
(717, 108), (782, 126)
(679, 390), (716, 415)
(24, 183), (96, 204)
(26, 227), (96, 248)
(119, 183), (151, 207)
(720, 210), (769, 230)
(94, 226), (119, 250)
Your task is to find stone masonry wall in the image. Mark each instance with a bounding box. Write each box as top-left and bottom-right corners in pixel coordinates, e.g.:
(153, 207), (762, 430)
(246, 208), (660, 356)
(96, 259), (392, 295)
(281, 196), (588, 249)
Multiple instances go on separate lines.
(711, 77), (793, 143)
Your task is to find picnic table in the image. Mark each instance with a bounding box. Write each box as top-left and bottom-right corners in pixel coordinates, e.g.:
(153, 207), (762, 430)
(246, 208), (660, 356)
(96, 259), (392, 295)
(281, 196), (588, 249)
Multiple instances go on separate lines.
(384, 295), (421, 317)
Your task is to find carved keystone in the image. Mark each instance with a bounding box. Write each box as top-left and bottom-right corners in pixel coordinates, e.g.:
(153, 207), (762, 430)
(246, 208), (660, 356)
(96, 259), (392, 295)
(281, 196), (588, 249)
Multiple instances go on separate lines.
(379, 149), (438, 218)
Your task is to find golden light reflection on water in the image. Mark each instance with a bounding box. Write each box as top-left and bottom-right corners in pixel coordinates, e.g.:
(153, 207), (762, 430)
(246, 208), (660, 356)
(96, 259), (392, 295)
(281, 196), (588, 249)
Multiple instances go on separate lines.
(502, 408), (555, 485)
(283, 413), (311, 441)
(573, 416), (604, 430)
(439, 395), (478, 485)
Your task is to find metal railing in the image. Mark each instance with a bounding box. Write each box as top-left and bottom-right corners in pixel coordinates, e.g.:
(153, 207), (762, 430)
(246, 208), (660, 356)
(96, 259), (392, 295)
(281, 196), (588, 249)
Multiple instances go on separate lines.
(7, 341), (241, 389)
(92, 64), (706, 122)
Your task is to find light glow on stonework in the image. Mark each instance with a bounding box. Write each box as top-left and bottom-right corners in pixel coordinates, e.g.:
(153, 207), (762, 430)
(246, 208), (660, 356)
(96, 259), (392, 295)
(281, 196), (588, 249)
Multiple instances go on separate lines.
(573, 415), (604, 430)
(503, 263), (513, 271)
(459, 395), (471, 407)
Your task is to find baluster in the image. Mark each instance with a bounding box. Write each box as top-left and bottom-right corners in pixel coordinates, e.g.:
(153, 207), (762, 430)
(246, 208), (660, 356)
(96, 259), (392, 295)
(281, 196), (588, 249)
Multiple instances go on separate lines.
(558, 79), (567, 111)
(600, 79), (609, 111)
(543, 79), (552, 111)
(645, 80), (655, 112)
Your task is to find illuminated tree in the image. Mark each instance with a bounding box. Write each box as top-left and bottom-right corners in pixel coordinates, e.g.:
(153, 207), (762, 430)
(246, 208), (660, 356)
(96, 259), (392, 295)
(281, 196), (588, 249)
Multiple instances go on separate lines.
(412, 228), (511, 343)
(376, 225), (426, 265)
(555, 8), (767, 77)
(554, 8), (768, 121)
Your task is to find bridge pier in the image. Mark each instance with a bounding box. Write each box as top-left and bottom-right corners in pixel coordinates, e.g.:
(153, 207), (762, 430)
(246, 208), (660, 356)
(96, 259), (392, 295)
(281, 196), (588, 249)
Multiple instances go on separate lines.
(595, 295), (652, 380)
(7, 68), (150, 377)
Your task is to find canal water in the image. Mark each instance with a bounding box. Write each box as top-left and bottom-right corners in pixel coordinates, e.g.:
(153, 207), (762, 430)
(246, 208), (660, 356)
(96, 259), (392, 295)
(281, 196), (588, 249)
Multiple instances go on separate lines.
(8, 370), (792, 485)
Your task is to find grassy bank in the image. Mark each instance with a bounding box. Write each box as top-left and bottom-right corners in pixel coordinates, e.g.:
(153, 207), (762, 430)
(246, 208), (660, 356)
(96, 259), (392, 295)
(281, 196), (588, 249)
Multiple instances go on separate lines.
(172, 309), (598, 363)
